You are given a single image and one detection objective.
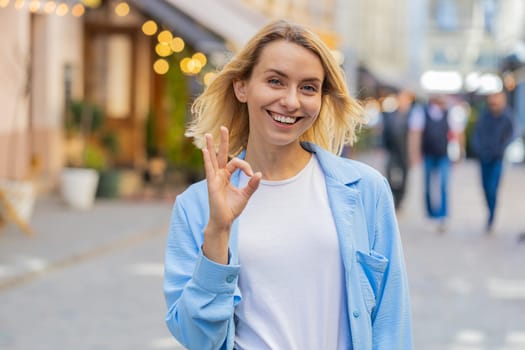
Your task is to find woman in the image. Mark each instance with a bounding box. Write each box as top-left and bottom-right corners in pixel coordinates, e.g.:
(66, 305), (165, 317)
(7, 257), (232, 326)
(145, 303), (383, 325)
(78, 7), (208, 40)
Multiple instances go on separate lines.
(164, 19), (413, 350)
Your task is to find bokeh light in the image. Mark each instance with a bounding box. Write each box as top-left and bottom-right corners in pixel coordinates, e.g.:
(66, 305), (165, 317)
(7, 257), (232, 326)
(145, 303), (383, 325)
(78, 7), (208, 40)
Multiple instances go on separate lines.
(115, 2), (129, 17)
(157, 30), (173, 44)
(153, 59), (169, 75)
(170, 37), (185, 53)
(142, 20), (158, 36)
(71, 3), (85, 17)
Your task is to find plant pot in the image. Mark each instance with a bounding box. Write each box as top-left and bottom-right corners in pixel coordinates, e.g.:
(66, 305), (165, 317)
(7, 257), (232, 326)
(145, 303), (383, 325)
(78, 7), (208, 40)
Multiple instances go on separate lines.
(60, 168), (99, 210)
(96, 169), (121, 198)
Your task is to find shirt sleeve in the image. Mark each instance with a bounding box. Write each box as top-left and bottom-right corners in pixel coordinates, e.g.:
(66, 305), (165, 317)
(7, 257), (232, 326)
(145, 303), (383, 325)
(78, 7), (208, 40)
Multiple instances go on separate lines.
(408, 105), (425, 131)
(164, 194), (239, 350)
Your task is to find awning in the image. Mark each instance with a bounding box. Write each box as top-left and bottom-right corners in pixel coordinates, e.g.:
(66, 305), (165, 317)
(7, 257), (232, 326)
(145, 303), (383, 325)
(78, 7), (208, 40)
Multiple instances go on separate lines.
(128, 0), (227, 54)
(163, 0), (268, 51)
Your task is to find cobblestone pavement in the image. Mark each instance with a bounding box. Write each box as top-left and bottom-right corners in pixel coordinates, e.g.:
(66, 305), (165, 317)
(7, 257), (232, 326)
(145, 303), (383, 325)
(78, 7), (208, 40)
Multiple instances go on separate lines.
(0, 153), (524, 350)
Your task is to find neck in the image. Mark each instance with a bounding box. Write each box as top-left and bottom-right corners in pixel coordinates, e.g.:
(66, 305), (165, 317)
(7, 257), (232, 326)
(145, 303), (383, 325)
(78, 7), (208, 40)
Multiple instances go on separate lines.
(244, 142), (312, 181)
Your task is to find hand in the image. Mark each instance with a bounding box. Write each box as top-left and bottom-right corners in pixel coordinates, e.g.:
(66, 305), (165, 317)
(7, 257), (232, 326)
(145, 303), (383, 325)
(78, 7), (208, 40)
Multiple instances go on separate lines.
(202, 126), (261, 263)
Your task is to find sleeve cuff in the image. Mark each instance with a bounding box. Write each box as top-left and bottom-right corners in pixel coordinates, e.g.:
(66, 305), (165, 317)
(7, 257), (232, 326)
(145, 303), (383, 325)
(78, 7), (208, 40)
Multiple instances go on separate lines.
(192, 251), (240, 294)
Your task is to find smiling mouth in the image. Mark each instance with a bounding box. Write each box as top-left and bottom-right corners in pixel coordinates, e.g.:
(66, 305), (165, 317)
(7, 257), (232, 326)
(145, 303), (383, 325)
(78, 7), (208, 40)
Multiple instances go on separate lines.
(268, 111), (302, 125)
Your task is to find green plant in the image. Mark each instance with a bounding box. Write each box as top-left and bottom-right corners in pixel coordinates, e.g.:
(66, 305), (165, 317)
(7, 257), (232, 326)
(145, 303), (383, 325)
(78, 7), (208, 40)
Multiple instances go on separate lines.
(66, 100), (104, 136)
(83, 143), (107, 171)
(64, 100), (108, 169)
(165, 55), (203, 178)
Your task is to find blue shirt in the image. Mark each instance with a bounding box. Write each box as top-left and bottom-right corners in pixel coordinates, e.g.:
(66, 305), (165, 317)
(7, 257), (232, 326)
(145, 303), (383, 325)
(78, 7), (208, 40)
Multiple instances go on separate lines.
(164, 142), (413, 350)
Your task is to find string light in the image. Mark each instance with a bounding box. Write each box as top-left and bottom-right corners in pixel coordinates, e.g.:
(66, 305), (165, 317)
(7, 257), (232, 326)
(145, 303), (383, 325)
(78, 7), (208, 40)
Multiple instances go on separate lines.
(71, 2), (84, 16)
(192, 52), (207, 67)
(43, 1), (56, 13)
(157, 30), (173, 44)
(170, 37), (185, 52)
(14, 0), (25, 9)
(81, 0), (100, 8)
(55, 2), (68, 16)
(0, 0), (211, 78)
(155, 42), (172, 57)
(0, 0), (89, 17)
(153, 59), (169, 75)
(28, 0), (40, 12)
(114, 1), (128, 16)
(142, 20), (158, 36)
(203, 72), (217, 86)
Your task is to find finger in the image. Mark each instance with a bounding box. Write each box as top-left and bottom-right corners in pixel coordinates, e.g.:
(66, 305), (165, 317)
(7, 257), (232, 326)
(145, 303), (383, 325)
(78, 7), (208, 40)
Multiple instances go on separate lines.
(202, 148), (215, 179)
(205, 133), (219, 171)
(217, 126), (229, 169)
(225, 158), (254, 177)
(242, 172), (262, 198)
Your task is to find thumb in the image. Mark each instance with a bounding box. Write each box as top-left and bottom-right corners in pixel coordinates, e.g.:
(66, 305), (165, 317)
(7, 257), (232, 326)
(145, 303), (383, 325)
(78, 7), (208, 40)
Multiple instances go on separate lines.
(242, 172), (262, 198)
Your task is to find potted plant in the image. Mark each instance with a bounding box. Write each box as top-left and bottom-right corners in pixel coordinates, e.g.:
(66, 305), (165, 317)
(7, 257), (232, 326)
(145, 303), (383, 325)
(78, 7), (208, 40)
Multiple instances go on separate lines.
(60, 100), (106, 210)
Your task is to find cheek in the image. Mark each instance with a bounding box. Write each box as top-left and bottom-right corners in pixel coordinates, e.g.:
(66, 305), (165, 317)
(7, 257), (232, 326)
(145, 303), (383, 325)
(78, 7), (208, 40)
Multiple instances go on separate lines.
(304, 98), (322, 118)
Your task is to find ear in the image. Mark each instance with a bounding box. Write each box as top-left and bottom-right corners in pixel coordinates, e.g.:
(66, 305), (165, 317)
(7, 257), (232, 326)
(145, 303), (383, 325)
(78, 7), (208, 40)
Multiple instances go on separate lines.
(233, 79), (247, 103)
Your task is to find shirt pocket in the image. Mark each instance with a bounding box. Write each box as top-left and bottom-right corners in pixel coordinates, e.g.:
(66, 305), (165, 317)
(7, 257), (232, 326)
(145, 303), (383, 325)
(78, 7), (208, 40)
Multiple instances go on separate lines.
(356, 249), (389, 315)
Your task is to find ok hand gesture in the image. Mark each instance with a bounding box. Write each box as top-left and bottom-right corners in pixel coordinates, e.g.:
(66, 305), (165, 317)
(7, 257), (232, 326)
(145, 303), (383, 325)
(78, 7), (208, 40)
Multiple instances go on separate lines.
(202, 126), (261, 264)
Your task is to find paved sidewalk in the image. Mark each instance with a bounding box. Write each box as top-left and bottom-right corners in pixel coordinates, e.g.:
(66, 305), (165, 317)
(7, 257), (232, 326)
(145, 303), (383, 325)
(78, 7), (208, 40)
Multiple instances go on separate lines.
(1, 153), (524, 350)
(0, 195), (173, 290)
(0, 194), (185, 350)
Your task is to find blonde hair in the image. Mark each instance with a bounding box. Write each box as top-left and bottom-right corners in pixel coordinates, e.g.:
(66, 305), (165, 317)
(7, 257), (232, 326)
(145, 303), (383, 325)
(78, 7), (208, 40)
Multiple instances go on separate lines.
(187, 19), (365, 156)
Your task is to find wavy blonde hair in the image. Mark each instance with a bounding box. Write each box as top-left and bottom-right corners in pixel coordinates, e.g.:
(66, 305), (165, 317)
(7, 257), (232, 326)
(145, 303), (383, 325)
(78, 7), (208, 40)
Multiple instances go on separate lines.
(186, 19), (365, 156)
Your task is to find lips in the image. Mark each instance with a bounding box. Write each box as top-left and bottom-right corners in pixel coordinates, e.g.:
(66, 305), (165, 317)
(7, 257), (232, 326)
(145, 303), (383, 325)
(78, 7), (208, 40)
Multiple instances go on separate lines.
(268, 111), (301, 125)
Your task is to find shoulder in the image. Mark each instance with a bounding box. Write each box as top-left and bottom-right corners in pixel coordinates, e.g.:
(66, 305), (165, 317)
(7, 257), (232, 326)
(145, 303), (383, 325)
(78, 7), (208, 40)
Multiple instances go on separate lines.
(344, 157), (389, 192)
(174, 179), (208, 209)
(308, 143), (387, 189)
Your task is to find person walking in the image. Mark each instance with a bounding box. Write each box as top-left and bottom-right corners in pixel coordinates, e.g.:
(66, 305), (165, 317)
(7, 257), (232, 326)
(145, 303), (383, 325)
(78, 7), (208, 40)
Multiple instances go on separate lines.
(381, 89), (414, 210)
(409, 95), (462, 232)
(470, 90), (514, 233)
(163, 20), (413, 350)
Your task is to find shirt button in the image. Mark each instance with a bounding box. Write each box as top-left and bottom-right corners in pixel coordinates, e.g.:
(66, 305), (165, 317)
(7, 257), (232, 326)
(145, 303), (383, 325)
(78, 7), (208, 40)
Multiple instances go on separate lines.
(226, 275), (235, 283)
(353, 311), (360, 318)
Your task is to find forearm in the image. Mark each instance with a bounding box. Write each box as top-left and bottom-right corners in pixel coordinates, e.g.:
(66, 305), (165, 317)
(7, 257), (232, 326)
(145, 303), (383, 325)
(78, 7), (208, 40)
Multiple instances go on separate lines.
(165, 251), (239, 349)
(164, 197), (238, 349)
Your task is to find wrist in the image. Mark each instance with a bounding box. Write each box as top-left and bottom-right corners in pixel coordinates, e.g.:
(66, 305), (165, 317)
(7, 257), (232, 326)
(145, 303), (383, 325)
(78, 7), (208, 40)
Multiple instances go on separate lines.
(202, 225), (230, 264)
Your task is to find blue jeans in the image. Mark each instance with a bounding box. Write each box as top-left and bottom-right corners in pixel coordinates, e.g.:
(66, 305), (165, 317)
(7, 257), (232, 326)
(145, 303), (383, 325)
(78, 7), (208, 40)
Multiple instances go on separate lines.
(480, 159), (503, 226)
(423, 156), (450, 219)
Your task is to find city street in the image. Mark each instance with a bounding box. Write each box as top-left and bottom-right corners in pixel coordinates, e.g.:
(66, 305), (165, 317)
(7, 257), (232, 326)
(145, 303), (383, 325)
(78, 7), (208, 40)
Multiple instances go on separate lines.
(1, 153), (524, 350)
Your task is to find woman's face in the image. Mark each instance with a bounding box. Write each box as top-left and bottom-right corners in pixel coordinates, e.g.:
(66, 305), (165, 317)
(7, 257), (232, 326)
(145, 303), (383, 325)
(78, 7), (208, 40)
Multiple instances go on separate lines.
(234, 40), (325, 150)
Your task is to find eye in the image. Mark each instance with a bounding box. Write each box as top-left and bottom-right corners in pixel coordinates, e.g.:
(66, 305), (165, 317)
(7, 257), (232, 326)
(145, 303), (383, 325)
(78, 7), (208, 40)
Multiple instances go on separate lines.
(268, 78), (282, 86)
(301, 84), (319, 93)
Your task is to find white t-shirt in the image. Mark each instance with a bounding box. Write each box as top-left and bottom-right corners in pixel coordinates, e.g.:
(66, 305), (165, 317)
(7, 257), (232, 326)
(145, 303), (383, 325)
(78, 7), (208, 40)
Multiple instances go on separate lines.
(235, 154), (350, 350)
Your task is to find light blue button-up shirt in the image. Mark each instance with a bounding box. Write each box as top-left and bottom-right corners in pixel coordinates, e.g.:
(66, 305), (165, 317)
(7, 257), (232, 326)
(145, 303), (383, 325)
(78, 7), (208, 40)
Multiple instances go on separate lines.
(164, 142), (413, 350)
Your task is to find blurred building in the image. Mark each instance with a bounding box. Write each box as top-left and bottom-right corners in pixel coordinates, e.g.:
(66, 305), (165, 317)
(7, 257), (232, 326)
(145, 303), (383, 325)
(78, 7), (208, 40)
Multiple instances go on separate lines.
(1, 0), (346, 197)
(340, 0), (525, 95)
(0, 0), (266, 194)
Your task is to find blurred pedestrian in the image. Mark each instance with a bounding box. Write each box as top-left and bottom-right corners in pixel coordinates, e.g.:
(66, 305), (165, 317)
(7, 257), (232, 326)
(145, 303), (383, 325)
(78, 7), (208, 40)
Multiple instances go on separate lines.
(381, 89), (414, 210)
(409, 94), (463, 232)
(163, 19), (413, 350)
(470, 90), (514, 233)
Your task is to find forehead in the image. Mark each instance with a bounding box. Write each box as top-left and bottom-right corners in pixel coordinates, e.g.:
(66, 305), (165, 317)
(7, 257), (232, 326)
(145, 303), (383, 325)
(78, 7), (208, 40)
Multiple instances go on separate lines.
(254, 40), (324, 79)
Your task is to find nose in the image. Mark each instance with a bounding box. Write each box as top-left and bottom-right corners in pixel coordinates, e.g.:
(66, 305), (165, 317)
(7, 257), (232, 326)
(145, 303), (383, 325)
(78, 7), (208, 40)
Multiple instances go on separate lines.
(280, 88), (300, 111)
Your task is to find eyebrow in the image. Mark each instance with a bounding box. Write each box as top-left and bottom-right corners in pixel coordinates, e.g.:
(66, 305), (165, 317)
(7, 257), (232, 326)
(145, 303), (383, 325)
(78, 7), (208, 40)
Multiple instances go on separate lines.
(264, 68), (323, 84)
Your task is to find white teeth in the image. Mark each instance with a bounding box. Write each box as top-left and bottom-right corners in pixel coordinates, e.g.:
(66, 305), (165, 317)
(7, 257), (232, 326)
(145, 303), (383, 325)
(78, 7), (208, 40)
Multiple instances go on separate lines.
(272, 113), (296, 124)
